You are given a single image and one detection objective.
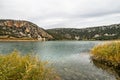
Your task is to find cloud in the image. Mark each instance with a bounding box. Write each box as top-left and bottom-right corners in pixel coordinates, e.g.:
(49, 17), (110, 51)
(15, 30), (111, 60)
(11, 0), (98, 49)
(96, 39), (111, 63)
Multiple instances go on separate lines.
(0, 0), (120, 29)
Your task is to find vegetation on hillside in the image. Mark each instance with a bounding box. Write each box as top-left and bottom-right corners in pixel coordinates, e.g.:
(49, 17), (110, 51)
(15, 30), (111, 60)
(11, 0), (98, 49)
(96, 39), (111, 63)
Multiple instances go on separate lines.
(47, 24), (120, 40)
(91, 41), (120, 67)
(0, 51), (60, 80)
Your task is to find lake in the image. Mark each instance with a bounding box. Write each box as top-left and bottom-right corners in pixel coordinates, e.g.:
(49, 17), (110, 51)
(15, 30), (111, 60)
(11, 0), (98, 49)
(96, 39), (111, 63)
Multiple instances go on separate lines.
(0, 41), (117, 80)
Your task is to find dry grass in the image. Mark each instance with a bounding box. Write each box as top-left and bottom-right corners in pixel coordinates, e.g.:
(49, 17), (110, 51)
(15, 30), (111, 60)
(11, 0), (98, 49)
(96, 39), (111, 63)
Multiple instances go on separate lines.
(91, 41), (120, 66)
(0, 50), (60, 80)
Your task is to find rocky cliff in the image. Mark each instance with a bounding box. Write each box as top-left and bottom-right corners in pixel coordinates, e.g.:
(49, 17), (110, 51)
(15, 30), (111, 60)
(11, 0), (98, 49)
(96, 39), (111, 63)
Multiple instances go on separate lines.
(0, 19), (53, 40)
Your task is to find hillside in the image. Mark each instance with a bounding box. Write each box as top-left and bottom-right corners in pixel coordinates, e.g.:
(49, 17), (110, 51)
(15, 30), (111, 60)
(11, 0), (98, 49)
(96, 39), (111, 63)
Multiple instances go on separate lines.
(47, 24), (120, 40)
(0, 19), (53, 41)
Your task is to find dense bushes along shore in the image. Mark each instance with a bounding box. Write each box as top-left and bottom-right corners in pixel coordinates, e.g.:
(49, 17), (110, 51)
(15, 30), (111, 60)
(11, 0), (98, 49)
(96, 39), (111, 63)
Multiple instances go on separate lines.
(0, 51), (60, 80)
(91, 41), (120, 68)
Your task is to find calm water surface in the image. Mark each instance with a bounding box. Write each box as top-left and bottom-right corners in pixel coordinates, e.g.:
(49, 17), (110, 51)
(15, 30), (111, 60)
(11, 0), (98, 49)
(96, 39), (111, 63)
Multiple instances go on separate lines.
(0, 41), (117, 80)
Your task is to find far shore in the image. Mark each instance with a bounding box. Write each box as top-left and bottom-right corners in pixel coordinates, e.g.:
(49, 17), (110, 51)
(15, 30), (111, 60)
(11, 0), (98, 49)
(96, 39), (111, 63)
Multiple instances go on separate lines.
(0, 39), (43, 42)
(0, 38), (119, 42)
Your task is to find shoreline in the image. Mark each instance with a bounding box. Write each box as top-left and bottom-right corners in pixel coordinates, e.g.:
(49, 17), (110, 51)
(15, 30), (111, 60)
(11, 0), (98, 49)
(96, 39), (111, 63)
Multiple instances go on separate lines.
(91, 56), (120, 68)
(0, 39), (43, 42)
(92, 58), (120, 79)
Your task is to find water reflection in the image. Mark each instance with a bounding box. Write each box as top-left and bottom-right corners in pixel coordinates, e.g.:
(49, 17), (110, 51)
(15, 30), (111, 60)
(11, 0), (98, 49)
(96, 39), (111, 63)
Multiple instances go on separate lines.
(92, 59), (120, 80)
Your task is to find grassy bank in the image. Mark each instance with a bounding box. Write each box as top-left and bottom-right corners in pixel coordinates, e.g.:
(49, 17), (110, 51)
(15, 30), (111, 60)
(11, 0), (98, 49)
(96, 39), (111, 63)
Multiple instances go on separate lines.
(91, 41), (120, 67)
(0, 51), (60, 80)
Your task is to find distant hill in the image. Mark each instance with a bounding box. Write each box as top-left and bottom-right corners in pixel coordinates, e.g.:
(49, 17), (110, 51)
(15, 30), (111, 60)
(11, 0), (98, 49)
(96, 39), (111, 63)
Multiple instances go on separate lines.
(0, 19), (119, 41)
(47, 24), (120, 40)
(0, 19), (53, 40)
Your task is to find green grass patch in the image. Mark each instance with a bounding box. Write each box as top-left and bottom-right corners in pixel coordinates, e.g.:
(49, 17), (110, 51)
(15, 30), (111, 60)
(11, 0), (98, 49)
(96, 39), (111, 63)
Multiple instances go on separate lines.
(0, 51), (60, 80)
(91, 41), (120, 67)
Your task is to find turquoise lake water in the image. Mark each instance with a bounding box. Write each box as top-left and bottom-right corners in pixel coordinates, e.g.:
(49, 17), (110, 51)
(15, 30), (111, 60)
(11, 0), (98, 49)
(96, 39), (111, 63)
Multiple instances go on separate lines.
(0, 41), (117, 80)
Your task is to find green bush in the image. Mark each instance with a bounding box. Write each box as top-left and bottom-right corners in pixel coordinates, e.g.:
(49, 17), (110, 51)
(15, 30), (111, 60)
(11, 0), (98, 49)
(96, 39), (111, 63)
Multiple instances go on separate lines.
(0, 51), (60, 80)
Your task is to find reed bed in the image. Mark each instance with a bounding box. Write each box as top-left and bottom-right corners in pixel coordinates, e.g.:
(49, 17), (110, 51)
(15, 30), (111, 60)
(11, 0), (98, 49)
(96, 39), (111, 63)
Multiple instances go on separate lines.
(0, 51), (60, 80)
(91, 41), (120, 67)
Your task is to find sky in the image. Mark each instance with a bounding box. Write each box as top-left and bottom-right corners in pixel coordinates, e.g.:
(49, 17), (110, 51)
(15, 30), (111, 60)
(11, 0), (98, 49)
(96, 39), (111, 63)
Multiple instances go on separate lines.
(0, 0), (120, 29)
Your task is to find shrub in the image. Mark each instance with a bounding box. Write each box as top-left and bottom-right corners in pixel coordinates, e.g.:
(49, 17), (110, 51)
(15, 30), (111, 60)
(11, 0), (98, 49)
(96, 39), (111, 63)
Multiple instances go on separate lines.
(0, 51), (60, 80)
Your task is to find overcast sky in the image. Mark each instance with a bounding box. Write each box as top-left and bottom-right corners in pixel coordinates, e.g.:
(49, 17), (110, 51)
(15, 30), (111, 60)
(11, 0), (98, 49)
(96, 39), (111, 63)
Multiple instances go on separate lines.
(0, 0), (120, 29)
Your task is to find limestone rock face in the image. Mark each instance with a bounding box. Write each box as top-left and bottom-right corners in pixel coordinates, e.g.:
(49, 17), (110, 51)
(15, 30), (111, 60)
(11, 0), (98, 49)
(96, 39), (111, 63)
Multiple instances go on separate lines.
(0, 19), (53, 40)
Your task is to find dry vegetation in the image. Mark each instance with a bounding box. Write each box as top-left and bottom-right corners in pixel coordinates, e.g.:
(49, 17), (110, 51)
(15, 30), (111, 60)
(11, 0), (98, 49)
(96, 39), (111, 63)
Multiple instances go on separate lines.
(91, 41), (120, 67)
(0, 51), (60, 80)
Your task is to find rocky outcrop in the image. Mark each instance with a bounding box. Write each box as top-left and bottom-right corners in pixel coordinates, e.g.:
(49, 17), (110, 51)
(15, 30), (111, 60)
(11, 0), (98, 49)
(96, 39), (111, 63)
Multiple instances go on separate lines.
(0, 19), (53, 40)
